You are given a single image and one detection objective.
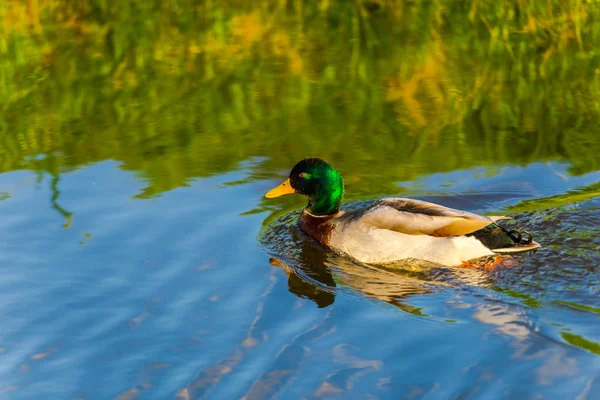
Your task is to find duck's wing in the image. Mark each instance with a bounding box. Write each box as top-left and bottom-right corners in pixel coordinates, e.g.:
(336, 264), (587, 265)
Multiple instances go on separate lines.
(351, 198), (509, 237)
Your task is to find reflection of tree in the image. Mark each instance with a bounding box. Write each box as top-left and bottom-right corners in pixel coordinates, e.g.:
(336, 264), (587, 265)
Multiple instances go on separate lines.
(2, 1), (600, 200)
(50, 173), (73, 228)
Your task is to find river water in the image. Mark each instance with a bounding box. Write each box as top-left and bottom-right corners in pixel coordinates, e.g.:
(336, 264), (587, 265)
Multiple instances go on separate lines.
(0, 158), (598, 399)
(2, 2), (600, 398)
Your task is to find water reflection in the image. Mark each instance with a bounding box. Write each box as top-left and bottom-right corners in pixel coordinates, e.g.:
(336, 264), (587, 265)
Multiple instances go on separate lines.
(0, 160), (598, 399)
(50, 173), (73, 228)
(3, 1), (600, 397)
(261, 207), (501, 317)
(269, 258), (335, 309)
(261, 212), (434, 312)
(260, 192), (600, 331)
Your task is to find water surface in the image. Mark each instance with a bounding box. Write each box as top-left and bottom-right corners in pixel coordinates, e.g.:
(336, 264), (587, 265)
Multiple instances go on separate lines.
(1, 2), (600, 399)
(0, 159), (598, 399)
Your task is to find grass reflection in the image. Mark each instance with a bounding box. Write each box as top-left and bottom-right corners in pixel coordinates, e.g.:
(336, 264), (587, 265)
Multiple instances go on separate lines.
(1, 1), (600, 198)
(556, 300), (600, 315)
(561, 332), (600, 355)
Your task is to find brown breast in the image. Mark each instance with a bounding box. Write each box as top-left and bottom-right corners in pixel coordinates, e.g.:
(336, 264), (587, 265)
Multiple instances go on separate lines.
(298, 210), (341, 245)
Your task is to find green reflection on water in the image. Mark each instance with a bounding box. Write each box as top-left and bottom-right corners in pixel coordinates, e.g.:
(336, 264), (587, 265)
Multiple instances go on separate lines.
(557, 300), (600, 315)
(492, 286), (542, 308)
(2, 0), (600, 198)
(561, 332), (600, 355)
(504, 182), (600, 213)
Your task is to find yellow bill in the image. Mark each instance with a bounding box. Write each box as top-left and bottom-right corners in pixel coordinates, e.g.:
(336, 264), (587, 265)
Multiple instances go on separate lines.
(265, 178), (296, 198)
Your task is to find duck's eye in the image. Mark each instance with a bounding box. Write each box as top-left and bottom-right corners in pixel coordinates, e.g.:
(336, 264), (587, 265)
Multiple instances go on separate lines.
(299, 172), (307, 179)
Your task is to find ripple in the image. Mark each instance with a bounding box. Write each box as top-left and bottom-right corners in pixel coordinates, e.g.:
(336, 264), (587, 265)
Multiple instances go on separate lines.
(259, 194), (600, 361)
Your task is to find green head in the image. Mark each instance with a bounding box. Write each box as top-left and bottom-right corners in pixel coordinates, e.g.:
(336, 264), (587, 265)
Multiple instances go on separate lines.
(265, 158), (344, 216)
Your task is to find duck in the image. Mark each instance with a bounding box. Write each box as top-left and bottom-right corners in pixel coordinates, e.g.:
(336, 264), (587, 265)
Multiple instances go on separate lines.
(265, 158), (540, 267)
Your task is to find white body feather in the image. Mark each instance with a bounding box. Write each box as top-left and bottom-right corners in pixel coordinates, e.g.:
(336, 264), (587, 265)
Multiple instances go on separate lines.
(320, 198), (508, 266)
(328, 221), (494, 266)
(299, 198), (538, 267)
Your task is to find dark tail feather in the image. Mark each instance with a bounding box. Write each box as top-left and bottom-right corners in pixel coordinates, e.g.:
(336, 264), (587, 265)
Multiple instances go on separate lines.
(469, 223), (541, 253)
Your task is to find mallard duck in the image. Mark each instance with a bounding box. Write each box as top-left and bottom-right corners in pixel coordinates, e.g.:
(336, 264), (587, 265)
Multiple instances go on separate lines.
(265, 158), (540, 267)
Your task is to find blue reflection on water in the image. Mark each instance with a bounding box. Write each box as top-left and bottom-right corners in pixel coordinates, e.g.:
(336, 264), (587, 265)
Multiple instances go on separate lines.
(0, 160), (598, 399)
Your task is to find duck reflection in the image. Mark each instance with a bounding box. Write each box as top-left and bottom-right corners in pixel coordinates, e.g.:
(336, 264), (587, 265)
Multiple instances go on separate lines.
(269, 257), (336, 308)
(265, 228), (439, 314)
(263, 218), (493, 314)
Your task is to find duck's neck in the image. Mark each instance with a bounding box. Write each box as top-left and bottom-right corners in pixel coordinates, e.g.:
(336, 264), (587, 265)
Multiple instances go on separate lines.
(307, 184), (344, 216)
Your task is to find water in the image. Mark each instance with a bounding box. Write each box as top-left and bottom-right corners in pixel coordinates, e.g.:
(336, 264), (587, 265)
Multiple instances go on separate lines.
(0, 158), (598, 399)
(2, 2), (600, 398)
